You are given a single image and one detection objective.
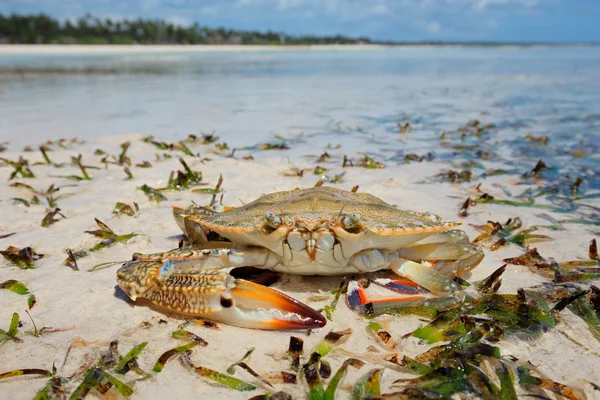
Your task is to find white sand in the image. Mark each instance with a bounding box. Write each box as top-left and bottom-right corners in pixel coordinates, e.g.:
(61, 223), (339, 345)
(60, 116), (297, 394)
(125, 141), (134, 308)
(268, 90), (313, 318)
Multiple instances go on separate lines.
(0, 44), (397, 55)
(1, 135), (599, 399)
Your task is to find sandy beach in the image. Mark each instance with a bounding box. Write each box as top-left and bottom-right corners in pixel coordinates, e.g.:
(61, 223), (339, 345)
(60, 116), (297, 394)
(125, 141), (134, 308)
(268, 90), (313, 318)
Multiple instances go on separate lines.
(0, 44), (399, 55)
(1, 131), (599, 399)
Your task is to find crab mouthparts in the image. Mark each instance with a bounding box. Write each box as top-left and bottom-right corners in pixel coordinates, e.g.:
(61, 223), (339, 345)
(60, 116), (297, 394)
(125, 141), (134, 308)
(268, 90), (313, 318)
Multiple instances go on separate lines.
(305, 238), (318, 259)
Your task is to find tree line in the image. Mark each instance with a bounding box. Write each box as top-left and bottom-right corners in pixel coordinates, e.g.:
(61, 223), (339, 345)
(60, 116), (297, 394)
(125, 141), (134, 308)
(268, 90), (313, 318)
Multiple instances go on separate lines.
(0, 13), (376, 45)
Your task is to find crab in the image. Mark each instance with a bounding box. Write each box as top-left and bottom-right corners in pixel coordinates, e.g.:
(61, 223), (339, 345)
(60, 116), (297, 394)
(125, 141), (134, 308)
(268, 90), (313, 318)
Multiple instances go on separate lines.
(117, 187), (484, 330)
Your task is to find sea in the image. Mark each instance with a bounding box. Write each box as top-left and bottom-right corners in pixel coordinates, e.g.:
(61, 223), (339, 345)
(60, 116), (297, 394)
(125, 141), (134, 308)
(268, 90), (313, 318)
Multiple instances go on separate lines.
(1, 46), (599, 187)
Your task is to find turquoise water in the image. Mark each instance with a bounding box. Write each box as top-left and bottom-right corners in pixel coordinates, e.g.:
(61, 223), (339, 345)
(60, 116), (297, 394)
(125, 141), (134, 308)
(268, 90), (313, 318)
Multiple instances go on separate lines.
(1, 47), (599, 187)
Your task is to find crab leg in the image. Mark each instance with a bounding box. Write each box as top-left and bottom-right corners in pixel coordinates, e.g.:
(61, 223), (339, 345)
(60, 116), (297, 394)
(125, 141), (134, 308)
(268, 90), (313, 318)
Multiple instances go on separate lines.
(117, 245), (326, 330)
(347, 243), (483, 313)
(403, 229), (470, 247)
(397, 242), (484, 277)
(131, 244), (277, 271)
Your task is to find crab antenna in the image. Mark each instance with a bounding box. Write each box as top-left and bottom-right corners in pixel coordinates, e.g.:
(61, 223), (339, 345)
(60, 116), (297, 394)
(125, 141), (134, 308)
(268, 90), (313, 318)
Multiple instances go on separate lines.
(337, 204), (347, 218)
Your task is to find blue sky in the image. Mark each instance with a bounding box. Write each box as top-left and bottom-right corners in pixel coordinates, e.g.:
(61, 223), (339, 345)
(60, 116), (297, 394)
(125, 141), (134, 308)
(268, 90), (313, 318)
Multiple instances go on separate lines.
(3, 0), (600, 42)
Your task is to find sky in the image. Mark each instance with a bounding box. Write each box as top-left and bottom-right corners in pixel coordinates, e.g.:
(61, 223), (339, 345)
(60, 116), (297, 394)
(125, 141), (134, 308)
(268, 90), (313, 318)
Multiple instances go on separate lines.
(3, 0), (600, 43)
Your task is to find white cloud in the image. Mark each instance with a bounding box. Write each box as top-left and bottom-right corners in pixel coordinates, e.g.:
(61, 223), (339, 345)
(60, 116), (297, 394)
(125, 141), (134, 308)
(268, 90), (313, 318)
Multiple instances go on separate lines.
(425, 20), (441, 33)
(370, 1), (390, 15)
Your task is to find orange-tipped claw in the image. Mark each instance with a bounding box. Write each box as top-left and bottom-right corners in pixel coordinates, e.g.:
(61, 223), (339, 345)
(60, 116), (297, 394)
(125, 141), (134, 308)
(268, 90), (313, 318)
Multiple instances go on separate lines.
(227, 279), (326, 330)
(117, 259), (326, 330)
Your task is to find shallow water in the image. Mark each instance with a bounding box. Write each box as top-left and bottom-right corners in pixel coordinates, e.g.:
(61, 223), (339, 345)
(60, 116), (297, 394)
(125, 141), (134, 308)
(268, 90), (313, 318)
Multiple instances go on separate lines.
(1, 47), (600, 171)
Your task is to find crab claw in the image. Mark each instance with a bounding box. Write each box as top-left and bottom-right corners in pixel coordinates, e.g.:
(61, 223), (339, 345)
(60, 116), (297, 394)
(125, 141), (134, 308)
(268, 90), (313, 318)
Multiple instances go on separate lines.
(225, 279), (327, 330)
(117, 260), (326, 330)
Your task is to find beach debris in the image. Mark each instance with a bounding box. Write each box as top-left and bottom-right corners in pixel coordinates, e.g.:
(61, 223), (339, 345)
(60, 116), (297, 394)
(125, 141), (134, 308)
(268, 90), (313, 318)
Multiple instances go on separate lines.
(152, 329), (208, 373)
(0, 279), (30, 295)
(314, 166), (327, 175)
(1, 246), (44, 269)
(58, 154), (93, 181)
(342, 155), (353, 167)
(284, 166), (305, 177)
(472, 217), (553, 250)
(39, 145), (67, 167)
(28, 293), (36, 309)
(516, 359), (585, 400)
(152, 341), (199, 373)
(215, 142), (230, 154)
(433, 169), (473, 183)
(351, 368), (382, 400)
(249, 392), (293, 400)
(118, 141), (132, 166)
(253, 141), (290, 151)
(473, 190), (564, 212)
(226, 347), (274, 389)
(192, 174), (223, 194)
(323, 358), (364, 400)
(42, 137), (86, 150)
(172, 329), (209, 346)
(0, 232), (16, 239)
(567, 286), (600, 343)
(323, 277), (349, 321)
(112, 202), (136, 216)
(459, 196), (476, 217)
(142, 135), (195, 156)
(366, 321), (397, 349)
(314, 329), (352, 358)
(317, 152), (331, 163)
(64, 249), (80, 271)
(356, 154), (385, 169)
(198, 133), (219, 144)
(302, 353), (325, 399)
(180, 351), (257, 391)
(287, 336), (303, 372)
(136, 160), (153, 168)
(1, 156), (35, 179)
(138, 184), (167, 203)
(0, 365), (67, 400)
(298, 329), (353, 399)
(398, 119), (411, 134)
(64, 219), (137, 267)
(525, 134), (549, 146)
(0, 279), (35, 309)
(41, 207), (66, 227)
(69, 341), (136, 398)
(523, 159), (549, 179)
(165, 157), (203, 190)
(114, 342), (149, 376)
(9, 182), (74, 208)
(123, 166), (134, 180)
(314, 172), (346, 187)
(504, 240), (600, 283)
(0, 313), (21, 344)
(402, 152), (433, 163)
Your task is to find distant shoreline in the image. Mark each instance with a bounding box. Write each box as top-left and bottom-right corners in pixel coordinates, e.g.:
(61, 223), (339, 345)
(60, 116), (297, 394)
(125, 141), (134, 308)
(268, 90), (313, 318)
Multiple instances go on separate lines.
(0, 43), (597, 55)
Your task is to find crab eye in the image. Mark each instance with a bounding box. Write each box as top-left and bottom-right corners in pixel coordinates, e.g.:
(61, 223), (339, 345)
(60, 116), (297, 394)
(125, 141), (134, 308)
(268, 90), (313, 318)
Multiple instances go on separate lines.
(342, 213), (361, 229)
(265, 211), (281, 229)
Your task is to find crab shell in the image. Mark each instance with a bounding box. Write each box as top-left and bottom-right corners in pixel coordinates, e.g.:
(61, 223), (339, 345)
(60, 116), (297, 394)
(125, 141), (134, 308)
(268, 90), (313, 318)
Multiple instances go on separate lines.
(181, 186), (461, 275)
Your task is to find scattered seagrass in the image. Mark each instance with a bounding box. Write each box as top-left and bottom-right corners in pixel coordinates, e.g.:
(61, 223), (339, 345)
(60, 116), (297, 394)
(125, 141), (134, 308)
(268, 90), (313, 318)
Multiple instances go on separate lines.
(1, 246), (44, 269)
(1, 112), (599, 399)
